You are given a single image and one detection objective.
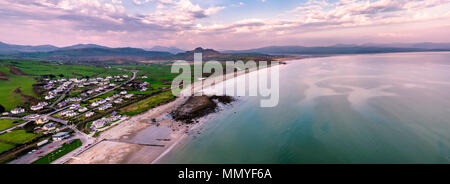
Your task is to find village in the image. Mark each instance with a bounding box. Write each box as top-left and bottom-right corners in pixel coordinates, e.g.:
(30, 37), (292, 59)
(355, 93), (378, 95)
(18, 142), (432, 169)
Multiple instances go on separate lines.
(0, 69), (161, 163)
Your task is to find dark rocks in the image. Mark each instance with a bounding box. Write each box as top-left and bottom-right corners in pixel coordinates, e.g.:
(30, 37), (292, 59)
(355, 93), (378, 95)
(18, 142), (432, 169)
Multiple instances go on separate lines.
(172, 95), (235, 124)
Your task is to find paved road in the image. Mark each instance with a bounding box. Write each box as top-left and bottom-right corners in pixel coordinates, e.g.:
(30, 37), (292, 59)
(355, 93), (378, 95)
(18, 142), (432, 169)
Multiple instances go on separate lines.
(8, 139), (68, 164)
(0, 117), (23, 120)
(9, 125), (92, 164)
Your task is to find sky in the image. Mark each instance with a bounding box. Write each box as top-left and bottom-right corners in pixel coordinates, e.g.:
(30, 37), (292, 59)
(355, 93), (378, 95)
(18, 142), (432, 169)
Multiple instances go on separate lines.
(0, 0), (450, 50)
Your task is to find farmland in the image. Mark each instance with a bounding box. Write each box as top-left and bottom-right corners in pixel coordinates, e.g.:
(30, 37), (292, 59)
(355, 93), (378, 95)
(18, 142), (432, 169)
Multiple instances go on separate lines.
(0, 119), (23, 131)
(0, 142), (15, 154)
(0, 130), (38, 144)
(120, 91), (175, 116)
(0, 60), (131, 78)
(0, 65), (37, 111)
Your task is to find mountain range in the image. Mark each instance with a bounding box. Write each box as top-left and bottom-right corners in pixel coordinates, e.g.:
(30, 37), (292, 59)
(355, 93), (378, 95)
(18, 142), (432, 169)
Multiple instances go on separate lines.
(147, 46), (185, 54)
(1, 41), (450, 62)
(224, 43), (450, 55)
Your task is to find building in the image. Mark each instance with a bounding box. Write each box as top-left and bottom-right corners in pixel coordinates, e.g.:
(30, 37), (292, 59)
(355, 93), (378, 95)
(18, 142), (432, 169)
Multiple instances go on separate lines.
(114, 98), (124, 104)
(59, 110), (77, 117)
(66, 111), (78, 117)
(91, 115), (121, 130)
(78, 107), (88, 113)
(52, 132), (70, 141)
(124, 94), (134, 99)
(30, 105), (44, 111)
(25, 114), (40, 120)
(11, 108), (25, 114)
(85, 111), (95, 118)
(42, 123), (56, 131)
(35, 116), (49, 125)
(70, 103), (81, 110)
(98, 103), (112, 111)
(91, 101), (100, 107)
(45, 95), (55, 100)
(120, 91), (127, 95)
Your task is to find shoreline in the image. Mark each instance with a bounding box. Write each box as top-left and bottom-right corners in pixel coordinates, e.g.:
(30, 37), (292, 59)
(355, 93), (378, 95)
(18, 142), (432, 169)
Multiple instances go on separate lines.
(66, 60), (289, 164)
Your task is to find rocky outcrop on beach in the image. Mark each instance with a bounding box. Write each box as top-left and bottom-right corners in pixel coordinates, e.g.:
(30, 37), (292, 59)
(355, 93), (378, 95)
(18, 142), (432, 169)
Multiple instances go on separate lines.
(172, 95), (234, 124)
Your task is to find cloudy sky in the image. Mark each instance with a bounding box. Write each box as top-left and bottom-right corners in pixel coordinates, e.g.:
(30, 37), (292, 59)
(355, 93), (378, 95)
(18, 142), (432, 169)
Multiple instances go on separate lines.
(0, 0), (450, 50)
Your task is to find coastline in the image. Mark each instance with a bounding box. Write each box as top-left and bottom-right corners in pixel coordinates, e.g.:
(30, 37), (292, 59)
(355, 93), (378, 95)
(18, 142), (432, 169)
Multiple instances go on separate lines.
(66, 60), (288, 164)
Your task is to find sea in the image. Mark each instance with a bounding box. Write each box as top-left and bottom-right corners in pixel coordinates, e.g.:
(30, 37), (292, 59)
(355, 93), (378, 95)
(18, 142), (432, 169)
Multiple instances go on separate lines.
(158, 52), (450, 164)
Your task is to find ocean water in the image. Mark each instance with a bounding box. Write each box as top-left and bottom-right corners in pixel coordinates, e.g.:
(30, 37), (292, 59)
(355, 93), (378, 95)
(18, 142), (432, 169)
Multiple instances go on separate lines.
(158, 52), (450, 164)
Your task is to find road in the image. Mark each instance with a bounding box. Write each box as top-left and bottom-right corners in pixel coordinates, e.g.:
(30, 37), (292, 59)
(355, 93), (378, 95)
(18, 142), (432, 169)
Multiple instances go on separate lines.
(0, 117), (23, 120)
(8, 139), (68, 164)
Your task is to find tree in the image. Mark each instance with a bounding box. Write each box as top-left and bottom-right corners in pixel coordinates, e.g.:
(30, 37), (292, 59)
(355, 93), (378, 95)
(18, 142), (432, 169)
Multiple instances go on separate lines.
(58, 74), (65, 78)
(0, 104), (5, 113)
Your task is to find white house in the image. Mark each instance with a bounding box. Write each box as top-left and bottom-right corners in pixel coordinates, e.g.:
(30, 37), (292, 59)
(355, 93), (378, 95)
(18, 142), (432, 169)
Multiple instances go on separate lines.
(30, 105), (44, 111)
(35, 116), (49, 125)
(98, 103), (112, 111)
(52, 132), (70, 141)
(70, 103), (81, 110)
(114, 98), (124, 104)
(42, 123), (56, 131)
(85, 111), (95, 118)
(78, 107), (88, 113)
(124, 94), (134, 99)
(11, 108), (25, 114)
(120, 91), (127, 95)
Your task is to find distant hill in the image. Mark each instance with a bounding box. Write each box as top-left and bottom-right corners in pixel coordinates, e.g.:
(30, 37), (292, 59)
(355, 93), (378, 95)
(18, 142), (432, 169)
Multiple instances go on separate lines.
(58, 44), (110, 50)
(225, 44), (450, 55)
(7, 47), (173, 62)
(0, 41), (58, 54)
(3, 41), (450, 62)
(148, 46), (185, 54)
(362, 42), (450, 50)
(169, 47), (278, 61)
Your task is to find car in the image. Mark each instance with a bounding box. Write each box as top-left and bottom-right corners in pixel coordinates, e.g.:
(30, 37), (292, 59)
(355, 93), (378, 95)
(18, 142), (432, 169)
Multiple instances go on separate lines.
(36, 151), (42, 154)
(84, 146), (89, 148)
(49, 146), (53, 148)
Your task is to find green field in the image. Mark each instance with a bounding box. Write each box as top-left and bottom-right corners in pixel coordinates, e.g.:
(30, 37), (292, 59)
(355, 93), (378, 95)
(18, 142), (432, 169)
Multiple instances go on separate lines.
(0, 66), (38, 111)
(0, 119), (23, 131)
(98, 91), (116, 98)
(32, 139), (82, 164)
(0, 130), (38, 144)
(114, 64), (180, 89)
(120, 91), (175, 116)
(0, 142), (15, 154)
(1, 60), (129, 78)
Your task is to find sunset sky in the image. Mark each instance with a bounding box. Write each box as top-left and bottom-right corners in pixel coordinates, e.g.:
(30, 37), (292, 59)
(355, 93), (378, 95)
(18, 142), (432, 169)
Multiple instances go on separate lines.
(1, 0), (450, 50)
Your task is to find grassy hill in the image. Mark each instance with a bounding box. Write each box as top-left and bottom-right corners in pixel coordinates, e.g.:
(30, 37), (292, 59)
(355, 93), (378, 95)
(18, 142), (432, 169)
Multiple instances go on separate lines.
(0, 65), (37, 111)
